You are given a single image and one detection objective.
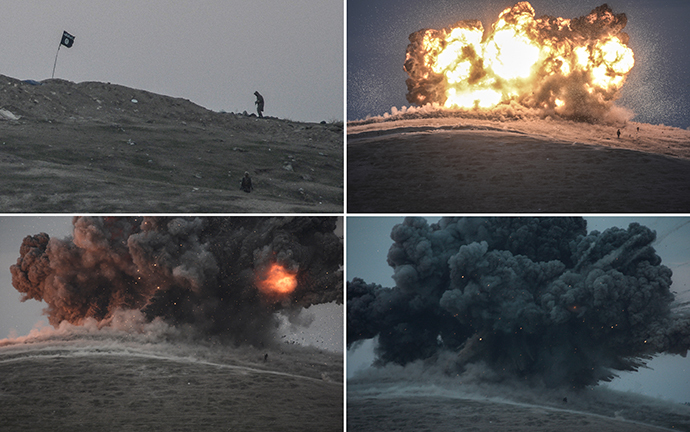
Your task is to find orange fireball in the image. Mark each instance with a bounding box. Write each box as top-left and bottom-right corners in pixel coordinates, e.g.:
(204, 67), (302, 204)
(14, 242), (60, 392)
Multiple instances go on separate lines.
(256, 263), (297, 296)
(404, 2), (634, 120)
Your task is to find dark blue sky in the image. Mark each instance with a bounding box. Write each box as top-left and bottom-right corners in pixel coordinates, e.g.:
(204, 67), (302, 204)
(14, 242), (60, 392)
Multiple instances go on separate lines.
(347, 0), (690, 128)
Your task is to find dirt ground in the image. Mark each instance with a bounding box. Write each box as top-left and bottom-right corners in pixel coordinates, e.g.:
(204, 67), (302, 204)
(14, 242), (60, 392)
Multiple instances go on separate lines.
(0, 338), (343, 432)
(347, 394), (682, 432)
(0, 75), (343, 213)
(347, 116), (690, 213)
(347, 375), (690, 432)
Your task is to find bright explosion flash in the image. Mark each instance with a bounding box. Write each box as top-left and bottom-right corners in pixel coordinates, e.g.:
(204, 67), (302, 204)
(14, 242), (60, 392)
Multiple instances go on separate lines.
(257, 264), (298, 296)
(404, 2), (634, 121)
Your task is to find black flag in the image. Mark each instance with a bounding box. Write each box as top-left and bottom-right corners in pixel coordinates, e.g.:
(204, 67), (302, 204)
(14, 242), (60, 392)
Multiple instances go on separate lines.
(61, 31), (75, 48)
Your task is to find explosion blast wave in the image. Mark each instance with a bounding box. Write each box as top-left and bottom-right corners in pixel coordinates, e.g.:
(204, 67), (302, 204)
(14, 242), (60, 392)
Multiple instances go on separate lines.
(404, 2), (634, 122)
(11, 216), (342, 346)
(347, 218), (690, 388)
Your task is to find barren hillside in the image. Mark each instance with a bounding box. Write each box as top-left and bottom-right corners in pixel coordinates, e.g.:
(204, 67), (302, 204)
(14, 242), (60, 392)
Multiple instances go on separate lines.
(348, 114), (690, 213)
(0, 75), (343, 212)
(0, 335), (343, 431)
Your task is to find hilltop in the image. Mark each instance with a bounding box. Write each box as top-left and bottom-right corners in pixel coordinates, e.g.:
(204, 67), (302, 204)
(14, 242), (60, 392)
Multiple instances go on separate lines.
(348, 113), (690, 212)
(0, 333), (343, 431)
(0, 75), (343, 212)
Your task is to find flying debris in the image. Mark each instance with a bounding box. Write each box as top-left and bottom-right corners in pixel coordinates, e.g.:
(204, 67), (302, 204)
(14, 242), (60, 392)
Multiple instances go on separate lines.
(404, 2), (634, 122)
(11, 216), (343, 346)
(347, 217), (690, 388)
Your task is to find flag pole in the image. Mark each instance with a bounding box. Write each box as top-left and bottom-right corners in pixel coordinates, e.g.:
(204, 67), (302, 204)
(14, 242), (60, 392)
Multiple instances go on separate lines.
(51, 43), (61, 79)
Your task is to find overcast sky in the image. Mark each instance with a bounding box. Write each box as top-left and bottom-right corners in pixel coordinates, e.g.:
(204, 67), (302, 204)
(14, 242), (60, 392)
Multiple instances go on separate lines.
(346, 216), (690, 404)
(348, 0), (690, 128)
(0, 216), (343, 353)
(0, 0), (343, 123)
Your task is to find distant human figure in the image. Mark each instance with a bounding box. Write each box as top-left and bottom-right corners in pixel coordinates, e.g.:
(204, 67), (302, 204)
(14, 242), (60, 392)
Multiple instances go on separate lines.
(254, 91), (264, 118)
(637, 126), (640, 132)
(240, 171), (253, 193)
(264, 353), (268, 362)
(617, 129), (621, 138)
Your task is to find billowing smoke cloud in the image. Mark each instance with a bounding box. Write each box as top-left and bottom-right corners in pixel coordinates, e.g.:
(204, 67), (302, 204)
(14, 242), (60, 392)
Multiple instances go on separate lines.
(404, 3), (634, 123)
(12, 216), (342, 345)
(348, 217), (690, 388)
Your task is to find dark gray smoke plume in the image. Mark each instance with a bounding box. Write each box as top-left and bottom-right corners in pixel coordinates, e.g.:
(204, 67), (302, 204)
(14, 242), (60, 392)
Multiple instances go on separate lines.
(12, 216), (342, 345)
(348, 217), (690, 388)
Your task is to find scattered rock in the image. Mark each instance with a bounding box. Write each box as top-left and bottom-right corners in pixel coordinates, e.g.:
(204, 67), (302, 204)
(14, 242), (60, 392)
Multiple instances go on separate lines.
(0, 108), (20, 121)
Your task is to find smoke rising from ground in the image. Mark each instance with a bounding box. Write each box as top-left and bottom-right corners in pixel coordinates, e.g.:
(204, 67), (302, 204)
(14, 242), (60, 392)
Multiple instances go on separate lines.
(404, 3), (634, 123)
(347, 217), (690, 388)
(11, 217), (342, 346)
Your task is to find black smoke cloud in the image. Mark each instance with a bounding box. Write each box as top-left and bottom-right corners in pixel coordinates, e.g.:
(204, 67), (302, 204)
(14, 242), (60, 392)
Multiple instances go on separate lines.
(12, 216), (342, 345)
(348, 217), (690, 388)
(404, 3), (633, 123)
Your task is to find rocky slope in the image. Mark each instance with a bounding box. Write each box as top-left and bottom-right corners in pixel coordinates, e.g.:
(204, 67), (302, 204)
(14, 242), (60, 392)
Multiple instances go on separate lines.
(0, 75), (343, 212)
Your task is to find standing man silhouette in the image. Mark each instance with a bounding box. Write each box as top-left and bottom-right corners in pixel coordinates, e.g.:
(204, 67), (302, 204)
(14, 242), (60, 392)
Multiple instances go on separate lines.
(241, 171), (253, 193)
(254, 91), (264, 118)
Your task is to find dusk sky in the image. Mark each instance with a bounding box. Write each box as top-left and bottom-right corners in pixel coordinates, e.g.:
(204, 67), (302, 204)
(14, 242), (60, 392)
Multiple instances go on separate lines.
(348, 0), (690, 128)
(347, 216), (690, 404)
(0, 0), (343, 123)
(0, 217), (343, 353)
